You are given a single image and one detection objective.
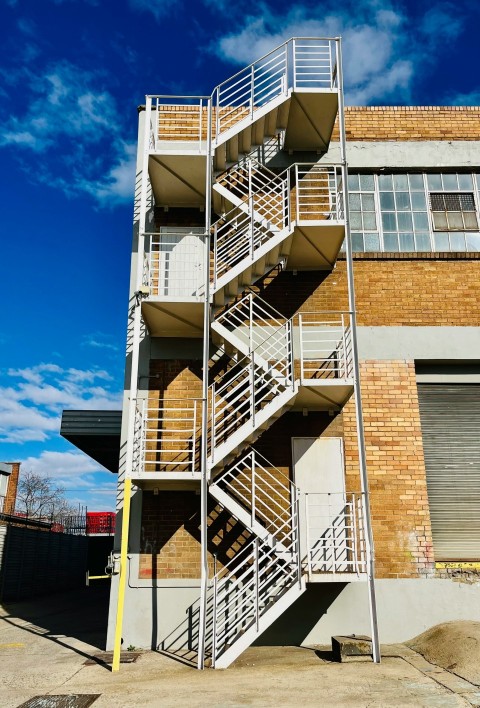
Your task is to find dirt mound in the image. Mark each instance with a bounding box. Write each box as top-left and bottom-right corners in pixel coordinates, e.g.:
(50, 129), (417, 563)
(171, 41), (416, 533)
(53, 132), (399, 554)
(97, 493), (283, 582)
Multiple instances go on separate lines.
(407, 620), (480, 686)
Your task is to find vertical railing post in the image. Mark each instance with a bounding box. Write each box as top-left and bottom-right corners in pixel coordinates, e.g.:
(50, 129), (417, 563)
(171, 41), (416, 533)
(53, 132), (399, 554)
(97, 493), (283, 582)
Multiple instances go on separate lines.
(211, 384), (216, 457)
(299, 314), (304, 382)
(296, 493), (302, 587)
(305, 493), (311, 580)
(292, 38), (297, 91)
(250, 353), (256, 428)
(212, 575), (218, 667)
(250, 65), (255, 119)
(249, 293), (254, 354)
(249, 161), (255, 258)
(286, 168), (291, 230)
(192, 399), (197, 475)
(341, 313), (347, 379)
(215, 88), (220, 140)
(295, 164), (300, 222)
(254, 538), (260, 630)
(351, 494), (360, 576)
(288, 318), (295, 386)
(199, 98), (203, 148)
(251, 450), (256, 529)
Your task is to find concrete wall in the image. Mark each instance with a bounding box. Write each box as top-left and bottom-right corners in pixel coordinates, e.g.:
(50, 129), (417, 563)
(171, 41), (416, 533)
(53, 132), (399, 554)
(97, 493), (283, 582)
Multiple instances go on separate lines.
(105, 577), (480, 650)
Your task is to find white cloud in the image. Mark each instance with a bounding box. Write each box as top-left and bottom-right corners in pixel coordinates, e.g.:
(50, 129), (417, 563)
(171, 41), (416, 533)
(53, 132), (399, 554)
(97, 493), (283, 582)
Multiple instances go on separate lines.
(21, 450), (107, 478)
(211, 1), (465, 105)
(0, 60), (135, 205)
(1, 363), (122, 444)
(82, 333), (120, 352)
(448, 90), (480, 105)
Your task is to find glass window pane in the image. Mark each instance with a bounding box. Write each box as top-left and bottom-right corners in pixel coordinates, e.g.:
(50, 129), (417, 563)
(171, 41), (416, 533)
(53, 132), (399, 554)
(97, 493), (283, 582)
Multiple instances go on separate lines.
(458, 174), (473, 190)
(414, 212), (430, 230)
(380, 192), (395, 210)
(411, 192), (427, 210)
(427, 174), (442, 190)
(395, 192), (411, 210)
(415, 233), (432, 251)
(349, 193), (361, 210)
(348, 174), (360, 191)
(383, 233), (399, 251)
(393, 174), (408, 190)
(433, 232), (450, 250)
(397, 212), (413, 230)
(446, 212), (464, 229)
(364, 233), (380, 251)
(359, 174), (374, 191)
(409, 174), (424, 190)
(450, 232), (466, 250)
(433, 212), (448, 229)
(361, 194), (375, 210)
(466, 233), (480, 251)
(382, 212), (397, 231)
(399, 233), (415, 250)
(378, 173), (393, 190)
(363, 212), (377, 229)
(475, 174), (480, 190)
(352, 233), (364, 252)
(442, 173), (458, 190)
(463, 212), (479, 229)
(350, 212), (362, 229)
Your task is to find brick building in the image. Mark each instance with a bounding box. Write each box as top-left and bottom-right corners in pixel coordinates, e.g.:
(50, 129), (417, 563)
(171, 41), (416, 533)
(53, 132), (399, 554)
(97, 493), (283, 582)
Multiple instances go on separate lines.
(0, 462), (20, 516)
(92, 40), (480, 668)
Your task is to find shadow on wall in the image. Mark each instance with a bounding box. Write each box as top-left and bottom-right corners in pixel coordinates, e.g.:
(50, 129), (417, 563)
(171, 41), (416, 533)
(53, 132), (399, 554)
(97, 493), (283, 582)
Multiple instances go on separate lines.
(254, 583), (347, 646)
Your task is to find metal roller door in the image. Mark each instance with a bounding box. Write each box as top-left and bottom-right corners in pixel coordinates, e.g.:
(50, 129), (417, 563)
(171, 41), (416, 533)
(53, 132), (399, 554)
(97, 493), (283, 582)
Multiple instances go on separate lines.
(417, 384), (480, 561)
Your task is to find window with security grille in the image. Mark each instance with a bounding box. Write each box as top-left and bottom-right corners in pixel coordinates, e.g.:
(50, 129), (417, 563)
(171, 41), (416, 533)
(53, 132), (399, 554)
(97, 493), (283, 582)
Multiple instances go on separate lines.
(430, 192), (478, 231)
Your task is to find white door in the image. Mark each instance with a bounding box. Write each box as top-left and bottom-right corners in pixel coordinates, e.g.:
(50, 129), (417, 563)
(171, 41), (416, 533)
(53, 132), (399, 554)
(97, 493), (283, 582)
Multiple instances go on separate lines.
(292, 437), (347, 572)
(153, 228), (205, 298)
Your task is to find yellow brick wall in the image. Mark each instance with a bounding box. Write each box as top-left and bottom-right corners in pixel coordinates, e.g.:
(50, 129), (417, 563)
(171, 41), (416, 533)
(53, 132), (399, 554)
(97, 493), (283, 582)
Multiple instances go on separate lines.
(343, 361), (435, 578)
(332, 106), (480, 141)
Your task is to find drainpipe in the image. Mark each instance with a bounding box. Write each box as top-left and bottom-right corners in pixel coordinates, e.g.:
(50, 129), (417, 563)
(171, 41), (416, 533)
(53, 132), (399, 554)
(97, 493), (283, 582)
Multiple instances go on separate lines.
(197, 97), (213, 670)
(336, 37), (381, 663)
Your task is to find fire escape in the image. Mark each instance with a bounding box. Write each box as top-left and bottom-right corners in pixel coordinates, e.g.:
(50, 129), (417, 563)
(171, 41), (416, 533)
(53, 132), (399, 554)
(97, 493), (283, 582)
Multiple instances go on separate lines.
(115, 37), (380, 671)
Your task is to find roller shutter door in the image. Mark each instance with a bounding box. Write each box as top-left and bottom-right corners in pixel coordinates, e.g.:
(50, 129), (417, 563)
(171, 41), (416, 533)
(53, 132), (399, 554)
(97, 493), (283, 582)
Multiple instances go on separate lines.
(417, 384), (480, 561)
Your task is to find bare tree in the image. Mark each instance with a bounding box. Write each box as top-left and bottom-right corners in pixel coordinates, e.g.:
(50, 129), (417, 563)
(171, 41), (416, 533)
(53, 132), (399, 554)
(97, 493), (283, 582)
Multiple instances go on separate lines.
(16, 471), (77, 520)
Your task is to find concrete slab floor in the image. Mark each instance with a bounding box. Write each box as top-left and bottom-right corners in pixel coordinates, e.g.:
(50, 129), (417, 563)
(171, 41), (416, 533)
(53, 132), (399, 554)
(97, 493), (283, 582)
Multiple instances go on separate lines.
(1, 588), (479, 708)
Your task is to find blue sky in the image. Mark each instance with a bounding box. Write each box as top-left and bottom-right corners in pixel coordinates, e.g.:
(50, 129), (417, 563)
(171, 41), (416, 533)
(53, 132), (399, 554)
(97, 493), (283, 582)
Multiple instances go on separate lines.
(0, 0), (479, 511)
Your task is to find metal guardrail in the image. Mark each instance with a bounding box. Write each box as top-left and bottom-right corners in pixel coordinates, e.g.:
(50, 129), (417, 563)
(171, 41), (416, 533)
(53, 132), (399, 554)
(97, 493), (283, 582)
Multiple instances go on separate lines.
(137, 398), (201, 476)
(149, 38), (338, 148)
(296, 311), (354, 381)
(143, 231), (207, 298)
(305, 492), (367, 576)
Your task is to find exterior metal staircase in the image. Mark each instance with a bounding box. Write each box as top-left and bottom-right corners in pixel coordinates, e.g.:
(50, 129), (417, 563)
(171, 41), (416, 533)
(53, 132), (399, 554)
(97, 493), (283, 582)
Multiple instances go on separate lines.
(206, 449), (305, 668)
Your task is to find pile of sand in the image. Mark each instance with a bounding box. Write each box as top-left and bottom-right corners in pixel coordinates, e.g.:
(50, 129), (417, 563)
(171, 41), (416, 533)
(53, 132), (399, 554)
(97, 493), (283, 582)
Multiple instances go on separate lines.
(407, 620), (480, 686)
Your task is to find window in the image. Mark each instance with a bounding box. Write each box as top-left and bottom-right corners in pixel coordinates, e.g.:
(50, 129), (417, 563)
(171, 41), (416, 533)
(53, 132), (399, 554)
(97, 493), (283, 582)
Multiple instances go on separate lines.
(348, 171), (480, 253)
(430, 193), (478, 231)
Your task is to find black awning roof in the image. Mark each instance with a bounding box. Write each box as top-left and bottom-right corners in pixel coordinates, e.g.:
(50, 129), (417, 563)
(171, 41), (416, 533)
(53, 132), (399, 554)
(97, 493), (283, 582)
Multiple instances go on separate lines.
(60, 410), (121, 473)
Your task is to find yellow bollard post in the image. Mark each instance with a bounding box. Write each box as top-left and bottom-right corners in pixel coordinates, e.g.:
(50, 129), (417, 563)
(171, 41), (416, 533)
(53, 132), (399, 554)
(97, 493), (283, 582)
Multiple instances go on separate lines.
(112, 477), (132, 672)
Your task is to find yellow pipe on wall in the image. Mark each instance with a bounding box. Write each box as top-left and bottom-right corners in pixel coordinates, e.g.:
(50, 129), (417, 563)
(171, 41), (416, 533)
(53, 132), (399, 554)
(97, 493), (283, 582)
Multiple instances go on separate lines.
(112, 477), (132, 672)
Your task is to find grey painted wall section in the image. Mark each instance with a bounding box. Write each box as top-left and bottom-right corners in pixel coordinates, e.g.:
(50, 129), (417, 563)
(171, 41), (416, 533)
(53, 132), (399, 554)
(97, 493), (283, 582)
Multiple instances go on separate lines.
(106, 577), (480, 650)
(326, 140), (480, 169)
(357, 326), (480, 361)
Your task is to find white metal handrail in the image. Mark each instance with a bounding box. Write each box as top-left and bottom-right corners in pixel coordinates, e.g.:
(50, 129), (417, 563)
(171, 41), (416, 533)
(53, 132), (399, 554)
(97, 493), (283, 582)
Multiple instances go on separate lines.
(138, 398), (201, 475)
(149, 95), (210, 150)
(212, 38), (337, 141)
(294, 164), (344, 222)
(296, 311), (354, 381)
(214, 448), (299, 544)
(144, 231), (207, 298)
(207, 502), (301, 665)
(305, 492), (367, 577)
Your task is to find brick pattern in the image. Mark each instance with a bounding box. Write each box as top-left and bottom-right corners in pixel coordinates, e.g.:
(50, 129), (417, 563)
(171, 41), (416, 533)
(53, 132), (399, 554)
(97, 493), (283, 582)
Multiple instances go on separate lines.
(332, 106), (480, 142)
(343, 361), (435, 578)
(3, 462), (20, 515)
(145, 361), (203, 473)
(139, 491), (251, 579)
(257, 259), (480, 327)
